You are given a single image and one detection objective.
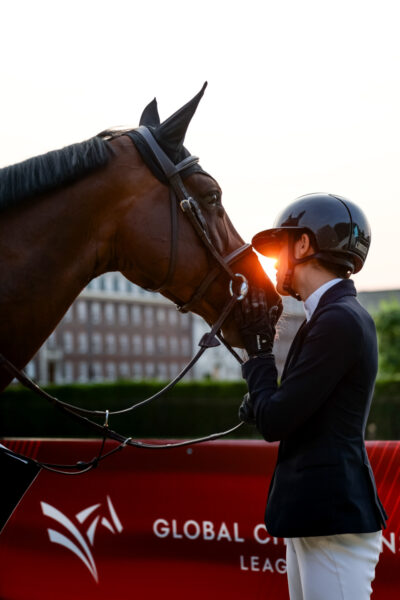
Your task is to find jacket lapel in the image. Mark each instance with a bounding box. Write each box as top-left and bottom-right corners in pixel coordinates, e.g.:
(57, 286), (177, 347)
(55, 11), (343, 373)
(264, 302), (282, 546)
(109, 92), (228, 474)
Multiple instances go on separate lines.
(281, 319), (308, 380)
(281, 279), (357, 380)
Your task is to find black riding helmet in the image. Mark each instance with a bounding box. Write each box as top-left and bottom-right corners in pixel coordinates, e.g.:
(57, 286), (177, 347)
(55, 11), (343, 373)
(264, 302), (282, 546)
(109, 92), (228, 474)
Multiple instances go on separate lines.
(252, 193), (371, 299)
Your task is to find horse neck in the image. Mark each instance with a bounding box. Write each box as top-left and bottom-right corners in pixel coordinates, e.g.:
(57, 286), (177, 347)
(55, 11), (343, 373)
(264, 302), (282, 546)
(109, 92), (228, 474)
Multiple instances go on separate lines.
(0, 136), (143, 374)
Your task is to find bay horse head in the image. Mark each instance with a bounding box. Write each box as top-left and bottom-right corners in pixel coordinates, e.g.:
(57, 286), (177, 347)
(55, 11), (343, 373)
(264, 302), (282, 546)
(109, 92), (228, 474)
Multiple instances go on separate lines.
(105, 83), (282, 348)
(0, 84), (281, 389)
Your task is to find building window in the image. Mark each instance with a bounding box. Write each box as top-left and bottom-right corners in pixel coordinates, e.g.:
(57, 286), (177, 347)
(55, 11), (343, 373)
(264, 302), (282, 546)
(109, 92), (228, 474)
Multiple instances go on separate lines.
(105, 333), (116, 354)
(132, 335), (142, 355)
(144, 306), (154, 327)
(118, 304), (128, 325)
(131, 305), (141, 325)
(64, 362), (74, 382)
(157, 363), (168, 380)
(119, 362), (130, 378)
(91, 302), (101, 324)
(112, 275), (120, 292)
(180, 313), (190, 329)
(64, 306), (73, 323)
(105, 362), (116, 381)
(157, 308), (166, 324)
(145, 362), (155, 377)
(92, 333), (102, 354)
(47, 332), (57, 349)
(169, 336), (179, 354)
(105, 275), (113, 292)
(77, 301), (88, 322)
(63, 332), (74, 353)
(88, 277), (100, 290)
(78, 361), (89, 383)
(132, 362), (143, 379)
(78, 332), (88, 354)
(157, 335), (167, 355)
(119, 334), (129, 354)
(181, 337), (190, 356)
(170, 362), (180, 378)
(26, 361), (36, 379)
(92, 361), (103, 382)
(105, 303), (115, 324)
(145, 335), (154, 355)
(168, 309), (178, 326)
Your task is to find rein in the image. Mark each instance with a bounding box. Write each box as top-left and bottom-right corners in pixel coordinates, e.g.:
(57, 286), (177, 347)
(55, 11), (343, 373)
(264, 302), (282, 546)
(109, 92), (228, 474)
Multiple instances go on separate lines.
(0, 293), (244, 475)
(0, 127), (252, 475)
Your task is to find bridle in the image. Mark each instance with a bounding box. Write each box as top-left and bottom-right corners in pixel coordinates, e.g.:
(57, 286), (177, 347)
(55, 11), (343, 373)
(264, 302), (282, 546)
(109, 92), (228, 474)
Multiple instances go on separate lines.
(132, 126), (252, 313)
(0, 127), (254, 474)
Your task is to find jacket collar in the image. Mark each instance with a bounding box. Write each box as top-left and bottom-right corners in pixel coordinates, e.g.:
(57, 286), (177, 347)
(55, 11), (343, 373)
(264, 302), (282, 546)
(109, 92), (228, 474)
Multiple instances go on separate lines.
(307, 279), (357, 330)
(317, 278), (357, 309)
(303, 278), (343, 321)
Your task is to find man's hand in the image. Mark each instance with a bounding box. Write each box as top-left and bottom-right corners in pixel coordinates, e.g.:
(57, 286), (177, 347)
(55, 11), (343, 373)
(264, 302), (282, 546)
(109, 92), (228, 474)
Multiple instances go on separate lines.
(234, 287), (280, 357)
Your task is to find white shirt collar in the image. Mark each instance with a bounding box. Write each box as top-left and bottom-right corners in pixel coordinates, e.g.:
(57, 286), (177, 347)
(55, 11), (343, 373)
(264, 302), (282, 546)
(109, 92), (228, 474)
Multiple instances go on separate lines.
(303, 278), (343, 321)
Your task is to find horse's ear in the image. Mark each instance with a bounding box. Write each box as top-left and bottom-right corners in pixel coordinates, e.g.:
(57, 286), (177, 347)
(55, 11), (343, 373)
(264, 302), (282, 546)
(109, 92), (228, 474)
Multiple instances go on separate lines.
(139, 98), (161, 127)
(154, 82), (207, 158)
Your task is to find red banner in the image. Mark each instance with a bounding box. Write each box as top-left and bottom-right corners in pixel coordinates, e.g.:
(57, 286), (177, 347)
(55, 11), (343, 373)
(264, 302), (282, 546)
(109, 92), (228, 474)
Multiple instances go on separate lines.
(0, 439), (399, 599)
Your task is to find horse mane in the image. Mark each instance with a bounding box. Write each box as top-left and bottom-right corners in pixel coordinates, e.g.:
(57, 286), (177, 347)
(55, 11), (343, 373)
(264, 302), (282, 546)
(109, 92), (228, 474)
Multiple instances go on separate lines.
(0, 135), (113, 210)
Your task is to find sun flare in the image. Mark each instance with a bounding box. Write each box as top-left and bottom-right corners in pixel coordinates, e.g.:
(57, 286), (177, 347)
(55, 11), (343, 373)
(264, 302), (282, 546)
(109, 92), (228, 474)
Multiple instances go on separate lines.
(258, 255), (277, 284)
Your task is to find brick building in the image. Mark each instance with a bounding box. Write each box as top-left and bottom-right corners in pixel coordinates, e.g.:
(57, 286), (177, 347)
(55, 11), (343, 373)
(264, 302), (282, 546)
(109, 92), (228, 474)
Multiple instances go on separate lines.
(194, 288), (400, 378)
(26, 273), (194, 384)
(24, 276), (399, 384)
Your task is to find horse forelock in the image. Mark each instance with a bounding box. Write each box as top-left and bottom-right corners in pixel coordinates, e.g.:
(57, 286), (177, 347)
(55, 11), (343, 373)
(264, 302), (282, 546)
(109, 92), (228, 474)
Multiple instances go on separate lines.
(0, 136), (112, 210)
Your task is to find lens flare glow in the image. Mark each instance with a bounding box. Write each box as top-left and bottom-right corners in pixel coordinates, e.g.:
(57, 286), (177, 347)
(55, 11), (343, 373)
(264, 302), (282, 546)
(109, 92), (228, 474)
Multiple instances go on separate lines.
(258, 255), (277, 284)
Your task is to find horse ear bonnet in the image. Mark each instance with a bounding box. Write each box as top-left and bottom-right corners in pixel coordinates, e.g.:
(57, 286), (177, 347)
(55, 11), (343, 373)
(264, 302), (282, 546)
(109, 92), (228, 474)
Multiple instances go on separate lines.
(130, 83), (207, 183)
(153, 82), (207, 163)
(139, 98), (161, 127)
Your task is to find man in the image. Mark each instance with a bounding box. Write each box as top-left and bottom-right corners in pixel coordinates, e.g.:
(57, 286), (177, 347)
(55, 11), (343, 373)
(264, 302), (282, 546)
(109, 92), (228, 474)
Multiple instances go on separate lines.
(235, 193), (387, 600)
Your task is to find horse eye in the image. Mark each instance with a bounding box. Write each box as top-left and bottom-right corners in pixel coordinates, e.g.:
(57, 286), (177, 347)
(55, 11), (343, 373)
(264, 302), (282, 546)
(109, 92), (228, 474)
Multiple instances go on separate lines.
(207, 191), (221, 205)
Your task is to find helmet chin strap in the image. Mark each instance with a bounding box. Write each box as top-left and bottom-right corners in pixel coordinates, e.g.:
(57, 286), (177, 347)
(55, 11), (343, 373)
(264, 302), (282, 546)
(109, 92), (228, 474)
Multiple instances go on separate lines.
(282, 239), (355, 300)
(282, 234), (303, 301)
(282, 235), (321, 301)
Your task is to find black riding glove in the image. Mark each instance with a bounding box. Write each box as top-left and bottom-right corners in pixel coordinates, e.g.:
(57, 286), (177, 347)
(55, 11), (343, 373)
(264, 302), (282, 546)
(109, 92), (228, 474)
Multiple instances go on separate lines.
(239, 392), (256, 425)
(234, 287), (280, 357)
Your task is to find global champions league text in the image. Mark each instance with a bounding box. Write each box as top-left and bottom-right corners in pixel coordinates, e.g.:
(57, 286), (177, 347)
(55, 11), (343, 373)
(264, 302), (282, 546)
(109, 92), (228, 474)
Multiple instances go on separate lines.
(153, 518), (287, 574)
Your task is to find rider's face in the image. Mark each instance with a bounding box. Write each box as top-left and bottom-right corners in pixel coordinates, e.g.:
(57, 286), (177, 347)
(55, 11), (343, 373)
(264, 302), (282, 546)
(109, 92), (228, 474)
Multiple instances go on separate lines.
(275, 233), (290, 296)
(274, 231), (315, 297)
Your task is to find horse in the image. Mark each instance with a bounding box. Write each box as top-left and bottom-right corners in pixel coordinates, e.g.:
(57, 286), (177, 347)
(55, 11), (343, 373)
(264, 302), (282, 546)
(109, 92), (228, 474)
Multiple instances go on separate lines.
(0, 83), (281, 394)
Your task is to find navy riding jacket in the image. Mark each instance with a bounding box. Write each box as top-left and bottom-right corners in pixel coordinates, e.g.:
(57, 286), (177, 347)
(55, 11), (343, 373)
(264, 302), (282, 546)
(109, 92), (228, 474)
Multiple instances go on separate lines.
(242, 279), (387, 538)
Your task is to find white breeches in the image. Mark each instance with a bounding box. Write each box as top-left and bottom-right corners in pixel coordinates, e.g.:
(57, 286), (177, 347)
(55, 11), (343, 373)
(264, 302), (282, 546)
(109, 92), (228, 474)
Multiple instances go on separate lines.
(285, 531), (382, 600)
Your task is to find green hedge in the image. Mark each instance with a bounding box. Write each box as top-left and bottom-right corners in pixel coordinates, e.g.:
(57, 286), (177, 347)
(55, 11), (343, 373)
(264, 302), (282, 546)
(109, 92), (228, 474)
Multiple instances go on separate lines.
(1, 378), (400, 440)
(0, 380), (258, 440)
(367, 376), (400, 440)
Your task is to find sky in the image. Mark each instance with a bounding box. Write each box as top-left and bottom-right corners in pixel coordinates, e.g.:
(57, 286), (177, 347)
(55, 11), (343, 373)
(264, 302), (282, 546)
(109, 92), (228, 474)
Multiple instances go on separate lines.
(1, 0), (400, 291)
